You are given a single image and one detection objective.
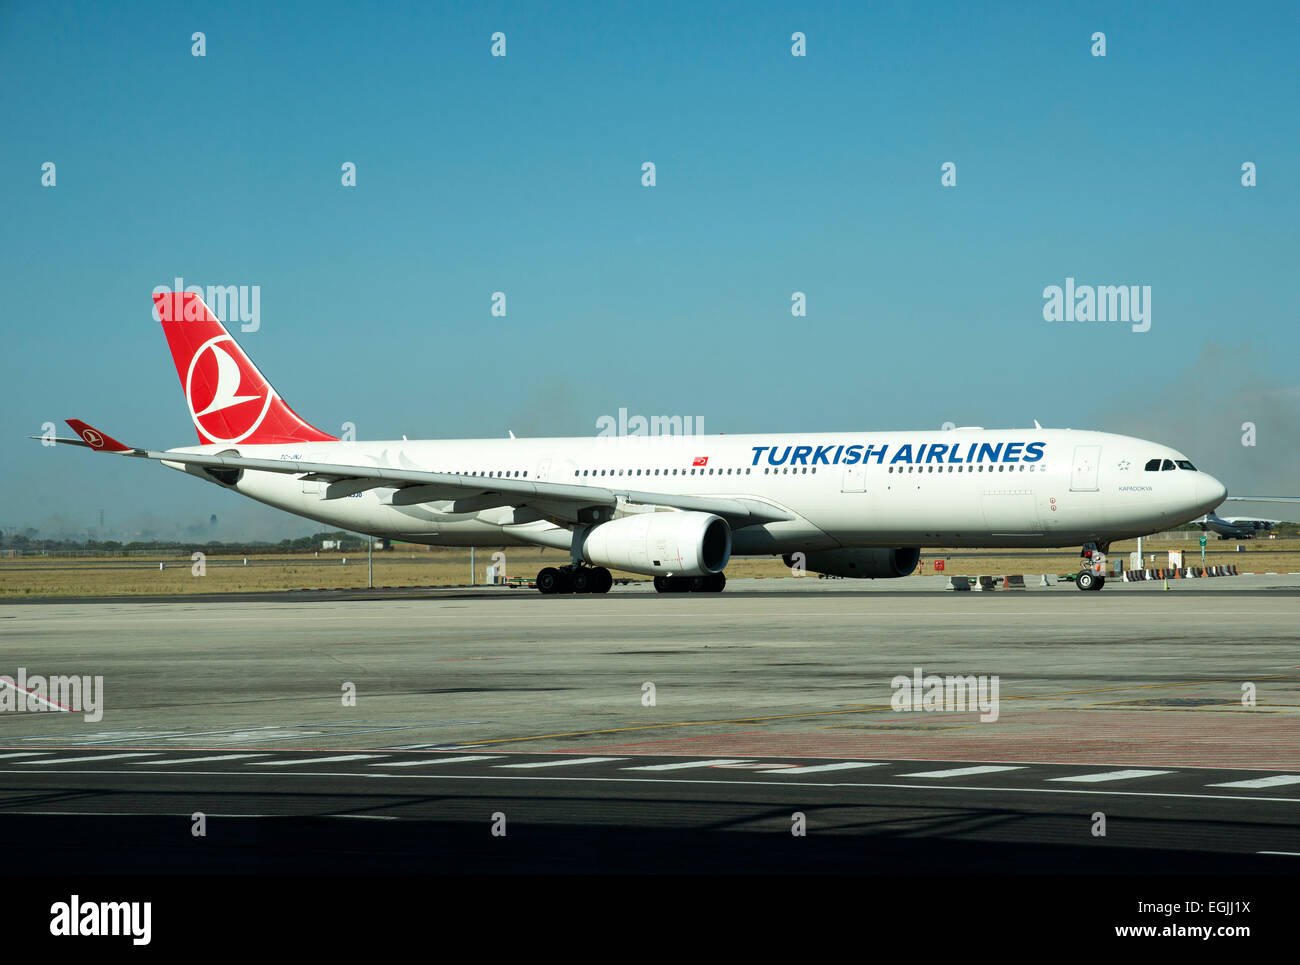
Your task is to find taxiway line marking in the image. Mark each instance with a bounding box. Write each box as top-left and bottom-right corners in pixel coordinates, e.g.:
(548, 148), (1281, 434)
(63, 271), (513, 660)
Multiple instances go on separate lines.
(623, 759), (750, 771)
(899, 765), (1024, 778)
(495, 757), (623, 769)
(1210, 775), (1300, 789)
(6, 769), (1299, 808)
(370, 755), (502, 768)
(1048, 769), (1173, 783)
(248, 754), (384, 766)
(0, 677), (72, 713)
(141, 754), (271, 766)
(759, 762), (885, 775)
(18, 753), (160, 766)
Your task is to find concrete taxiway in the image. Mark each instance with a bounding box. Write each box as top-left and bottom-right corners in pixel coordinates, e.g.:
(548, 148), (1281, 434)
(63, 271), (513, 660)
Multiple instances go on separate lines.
(1, 578), (1297, 872)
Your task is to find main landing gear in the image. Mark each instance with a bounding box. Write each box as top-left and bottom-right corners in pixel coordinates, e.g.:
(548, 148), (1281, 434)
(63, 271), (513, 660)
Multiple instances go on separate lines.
(536, 564), (613, 595)
(653, 573), (727, 593)
(1076, 540), (1109, 592)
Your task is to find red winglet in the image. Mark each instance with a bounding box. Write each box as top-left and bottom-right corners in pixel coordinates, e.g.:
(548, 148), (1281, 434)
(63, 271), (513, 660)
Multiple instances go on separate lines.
(65, 420), (134, 453)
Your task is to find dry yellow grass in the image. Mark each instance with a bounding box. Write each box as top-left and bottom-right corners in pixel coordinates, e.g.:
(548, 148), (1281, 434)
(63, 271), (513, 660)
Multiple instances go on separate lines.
(1, 536), (1296, 597)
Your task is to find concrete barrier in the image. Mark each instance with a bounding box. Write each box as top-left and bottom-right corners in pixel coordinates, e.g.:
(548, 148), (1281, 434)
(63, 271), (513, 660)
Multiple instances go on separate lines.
(975, 575), (997, 591)
(950, 576), (971, 591)
(1003, 574), (1026, 588)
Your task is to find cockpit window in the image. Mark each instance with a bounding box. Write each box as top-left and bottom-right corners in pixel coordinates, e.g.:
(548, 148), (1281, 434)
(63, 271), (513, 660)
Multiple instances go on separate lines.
(1144, 459), (1161, 471)
(1176, 460), (1197, 471)
(1161, 459), (1175, 471)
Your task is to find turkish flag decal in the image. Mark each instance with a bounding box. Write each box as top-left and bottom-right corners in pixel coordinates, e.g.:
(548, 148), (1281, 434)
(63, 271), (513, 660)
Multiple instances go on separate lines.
(692, 456), (708, 467)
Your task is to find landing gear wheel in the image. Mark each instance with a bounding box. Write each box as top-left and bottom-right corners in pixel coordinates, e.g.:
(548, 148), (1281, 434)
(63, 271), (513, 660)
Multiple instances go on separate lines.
(536, 567), (561, 594)
(1076, 570), (1096, 592)
(704, 572), (727, 593)
(592, 567), (613, 594)
(1093, 575), (1105, 591)
(554, 568), (574, 594)
(654, 576), (688, 592)
(571, 568), (594, 594)
(687, 575), (707, 592)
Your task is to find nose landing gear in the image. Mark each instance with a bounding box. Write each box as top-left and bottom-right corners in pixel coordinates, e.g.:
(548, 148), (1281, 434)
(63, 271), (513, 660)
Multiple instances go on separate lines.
(1076, 541), (1110, 591)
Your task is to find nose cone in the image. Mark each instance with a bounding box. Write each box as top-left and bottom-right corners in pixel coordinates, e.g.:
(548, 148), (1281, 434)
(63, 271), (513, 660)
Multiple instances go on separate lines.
(1196, 473), (1228, 512)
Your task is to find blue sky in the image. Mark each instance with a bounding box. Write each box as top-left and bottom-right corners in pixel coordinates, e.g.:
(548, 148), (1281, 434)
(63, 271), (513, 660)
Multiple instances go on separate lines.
(2, 0), (1297, 540)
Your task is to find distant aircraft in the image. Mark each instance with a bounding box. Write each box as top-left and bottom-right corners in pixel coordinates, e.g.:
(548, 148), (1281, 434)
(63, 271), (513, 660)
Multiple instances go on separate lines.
(41, 292), (1235, 593)
(1194, 512), (1282, 540)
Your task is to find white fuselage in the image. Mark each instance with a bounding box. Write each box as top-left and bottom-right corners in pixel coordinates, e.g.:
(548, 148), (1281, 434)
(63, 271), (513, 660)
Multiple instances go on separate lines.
(166, 428), (1227, 558)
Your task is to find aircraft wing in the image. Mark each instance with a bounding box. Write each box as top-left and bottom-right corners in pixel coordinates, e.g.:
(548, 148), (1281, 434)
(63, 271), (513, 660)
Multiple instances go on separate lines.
(45, 420), (792, 527)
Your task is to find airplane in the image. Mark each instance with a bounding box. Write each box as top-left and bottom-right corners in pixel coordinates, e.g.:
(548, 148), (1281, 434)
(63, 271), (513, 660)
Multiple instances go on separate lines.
(1194, 512), (1282, 540)
(42, 291), (1239, 594)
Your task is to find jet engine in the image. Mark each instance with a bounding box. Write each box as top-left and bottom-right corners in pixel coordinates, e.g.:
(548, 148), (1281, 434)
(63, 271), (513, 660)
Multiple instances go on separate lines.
(582, 511), (731, 577)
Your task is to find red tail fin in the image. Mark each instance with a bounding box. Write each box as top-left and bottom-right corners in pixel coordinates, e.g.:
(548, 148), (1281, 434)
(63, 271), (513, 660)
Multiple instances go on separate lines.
(152, 291), (337, 446)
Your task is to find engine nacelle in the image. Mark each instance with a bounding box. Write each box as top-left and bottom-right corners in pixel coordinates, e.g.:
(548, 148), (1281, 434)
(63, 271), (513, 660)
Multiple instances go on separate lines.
(783, 547), (921, 579)
(582, 511), (731, 577)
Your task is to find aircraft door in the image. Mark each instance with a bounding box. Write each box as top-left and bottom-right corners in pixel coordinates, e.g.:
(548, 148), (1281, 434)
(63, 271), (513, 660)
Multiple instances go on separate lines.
(842, 465), (866, 493)
(1070, 446), (1101, 492)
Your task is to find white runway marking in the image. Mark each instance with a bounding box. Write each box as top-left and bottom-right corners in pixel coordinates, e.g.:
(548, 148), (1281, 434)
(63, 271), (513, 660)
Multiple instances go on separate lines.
(2, 769), (1299, 807)
(759, 762), (885, 775)
(1049, 769), (1172, 783)
(1209, 775), (1300, 789)
(249, 754), (384, 766)
(496, 757), (623, 769)
(623, 759), (751, 771)
(142, 754), (271, 766)
(370, 755), (502, 767)
(20, 752), (161, 766)
(898, 765), (1024, 778)
(0, 752), (48, 761)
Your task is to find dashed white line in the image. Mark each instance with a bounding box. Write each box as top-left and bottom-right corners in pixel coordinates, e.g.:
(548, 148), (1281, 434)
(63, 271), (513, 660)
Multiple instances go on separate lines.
(19, 753), (162, 766)
(142, 754), (271, 766)
(496, 757), (624, 769)
(622, 759), (751, 771)
(249, 754), (385, 767)
(1049, 769), (1173, 783)
(759, 762), (886, 775)
(1210, 775), (1300, 789)
(370, 755), (503, 768)
(898, 765), (1024, 778)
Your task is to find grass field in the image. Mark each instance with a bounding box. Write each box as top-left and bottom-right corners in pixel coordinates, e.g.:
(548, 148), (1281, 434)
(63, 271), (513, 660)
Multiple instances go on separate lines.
(2, 534), (1297, 597)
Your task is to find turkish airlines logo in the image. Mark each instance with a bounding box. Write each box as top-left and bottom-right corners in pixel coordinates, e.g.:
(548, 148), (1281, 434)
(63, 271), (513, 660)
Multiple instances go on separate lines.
(692, 456), (708, 467)
(185, 336), (273, 443)
(80, 428), (104, 448)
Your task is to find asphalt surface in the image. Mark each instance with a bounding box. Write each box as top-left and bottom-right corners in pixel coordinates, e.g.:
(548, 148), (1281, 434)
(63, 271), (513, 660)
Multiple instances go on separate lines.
(2, 578), (1297, 873)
